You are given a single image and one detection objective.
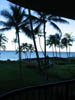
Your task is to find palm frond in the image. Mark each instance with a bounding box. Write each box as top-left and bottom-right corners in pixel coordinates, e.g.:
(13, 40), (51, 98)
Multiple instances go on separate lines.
(0, 21), (7, 25)
(19, 18), (29, 28)
(0, 21), (13, 27)
(34, 23), (41, 35)
(1, 10), (12, 19)
(21, 26), (33, 39)
(0, 27), (11, 31)
(49, 16), (69, 24)
(50, 21), (62, 34)
(9, 5), (26, 25)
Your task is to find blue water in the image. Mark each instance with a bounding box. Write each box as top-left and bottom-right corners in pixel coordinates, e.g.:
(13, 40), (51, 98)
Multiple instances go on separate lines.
(0, 51), (75, 61)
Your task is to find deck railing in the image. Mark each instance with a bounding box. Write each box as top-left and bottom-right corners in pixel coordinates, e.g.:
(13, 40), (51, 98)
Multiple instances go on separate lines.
(0, 79), (75, 100)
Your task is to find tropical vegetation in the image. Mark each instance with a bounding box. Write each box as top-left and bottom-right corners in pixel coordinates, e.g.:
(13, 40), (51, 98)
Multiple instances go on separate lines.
(20, 43), (35, 59)
(0, 3), (75, 83)
(47, 33), (75, 58)
(0, 5), (27, 76)
(32, 12), (69, 64)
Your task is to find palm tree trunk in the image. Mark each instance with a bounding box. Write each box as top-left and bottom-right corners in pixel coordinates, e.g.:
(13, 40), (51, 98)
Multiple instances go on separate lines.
(66, 47), (68, 57)
(17, 32), (22, 73)
(52, 45), (54, 57)
(30, 52), (31, 59)
(17, 30), (24, 84)
(55, 46), (57, 57)
(43, 21), (47, 65)
(69, 46), (70, 57)
(38, 35), (44, 56)
(59, 46), (61, 58)
(52, 45), (55, 65)
(28, 9), (41, 71)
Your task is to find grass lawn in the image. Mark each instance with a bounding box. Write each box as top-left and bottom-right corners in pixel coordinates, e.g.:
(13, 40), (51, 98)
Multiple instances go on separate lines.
(0, 59), (75, 94)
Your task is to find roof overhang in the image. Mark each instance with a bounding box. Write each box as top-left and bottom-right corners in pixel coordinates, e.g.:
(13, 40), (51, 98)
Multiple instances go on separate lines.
(8, 0), (75, 20)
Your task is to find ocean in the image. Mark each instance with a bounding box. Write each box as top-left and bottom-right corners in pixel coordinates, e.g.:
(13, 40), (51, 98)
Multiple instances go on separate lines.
(0, 51), (75, 61)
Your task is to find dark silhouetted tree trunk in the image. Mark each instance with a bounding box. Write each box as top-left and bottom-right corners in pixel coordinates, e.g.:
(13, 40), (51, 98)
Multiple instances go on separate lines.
(43, 21), (47, 65)
(28, 9), (41, 71)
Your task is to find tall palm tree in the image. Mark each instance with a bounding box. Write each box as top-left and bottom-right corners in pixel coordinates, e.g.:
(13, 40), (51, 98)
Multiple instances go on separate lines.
(0, 4), (26, 75)
(28, 9), (40, 67)
(33, 12), (47, 64)
(47, 35), (55, 57)
(21, 9), (41, 72)
(34, 11), (69, 64)
(0, 33), (8, 50)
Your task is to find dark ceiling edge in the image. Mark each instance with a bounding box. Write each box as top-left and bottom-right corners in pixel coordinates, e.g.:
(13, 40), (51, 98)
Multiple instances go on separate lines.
(7, 0), (75, 20)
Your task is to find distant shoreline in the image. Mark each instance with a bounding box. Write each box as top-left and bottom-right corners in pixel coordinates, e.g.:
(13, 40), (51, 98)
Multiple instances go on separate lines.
(0, 56), (75, 62)
(0, 51), (75, 61)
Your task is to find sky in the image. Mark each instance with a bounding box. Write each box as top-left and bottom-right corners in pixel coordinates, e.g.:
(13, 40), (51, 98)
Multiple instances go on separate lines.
(0, 0), (75, 52)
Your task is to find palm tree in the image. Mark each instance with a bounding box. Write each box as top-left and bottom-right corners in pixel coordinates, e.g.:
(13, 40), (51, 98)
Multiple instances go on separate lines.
(47, 33), (61, 57)
(61, 37), (69, 57)
(28, 44), (35, 59)
(21, 9), (41, 72)
(28, 9), (40, 65)
(64, 33), (74, 57)
(0, 33), (8, 50)
(54, 33), (61, 57)
(33, 11), (69, 64)
(33, 12), (47, 64)
(61, 33), (74, 58)
(21, 43), (29, 59)
(21, 43), (35, 59)
(0, 4), (26, 76)
(47, 35), (55, 57)
(53, 34), (58, 57)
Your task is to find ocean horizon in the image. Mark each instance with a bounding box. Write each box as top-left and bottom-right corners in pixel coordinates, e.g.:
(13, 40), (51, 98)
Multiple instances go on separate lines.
(0, 50), (75, 61)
